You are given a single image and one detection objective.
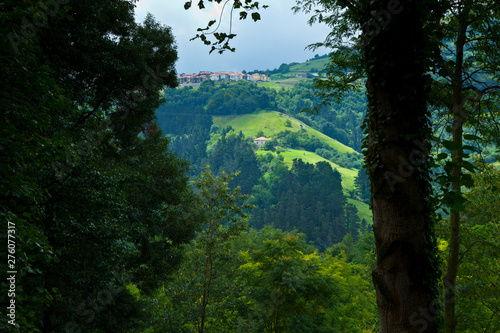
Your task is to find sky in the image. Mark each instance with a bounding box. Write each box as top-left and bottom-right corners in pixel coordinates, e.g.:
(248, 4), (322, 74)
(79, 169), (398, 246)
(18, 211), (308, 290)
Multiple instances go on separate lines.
(134, 0), (332, 74)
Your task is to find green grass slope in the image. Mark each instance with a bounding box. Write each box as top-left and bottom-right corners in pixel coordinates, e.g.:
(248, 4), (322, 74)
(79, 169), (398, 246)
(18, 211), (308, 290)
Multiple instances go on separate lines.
(262, 58), (329, 89)
(256, 149), (358, 192)
(213, 110), (358, 155)
(288, 57), (329, 74)
(347, 198), (372, 223)
(255, 150), (371, 222)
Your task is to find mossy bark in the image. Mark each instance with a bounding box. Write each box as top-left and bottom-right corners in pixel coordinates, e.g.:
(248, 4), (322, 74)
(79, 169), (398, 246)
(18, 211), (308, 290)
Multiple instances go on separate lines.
(363, 0), (440, 331)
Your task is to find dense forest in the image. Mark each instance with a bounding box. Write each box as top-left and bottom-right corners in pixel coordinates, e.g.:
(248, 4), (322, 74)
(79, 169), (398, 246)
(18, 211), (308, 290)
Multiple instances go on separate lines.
(2, 0), (500, 332)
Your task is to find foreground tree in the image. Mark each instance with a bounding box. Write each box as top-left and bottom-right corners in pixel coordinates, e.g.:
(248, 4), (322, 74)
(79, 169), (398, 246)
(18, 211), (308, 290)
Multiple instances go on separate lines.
(428, 1), (500, 331)
(437, 163), (500, 332)
(1, 1), (195, 331)
(456, 164), (500, 332)
(149, 168), (251, 332)
(191, 169), (251, 333)
(294, 1), (445, 330)
(236, 227), (378, 332)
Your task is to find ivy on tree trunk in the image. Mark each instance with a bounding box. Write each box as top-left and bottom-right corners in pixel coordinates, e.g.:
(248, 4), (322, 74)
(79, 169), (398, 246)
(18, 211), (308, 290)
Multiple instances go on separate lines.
(362, 1), (440, 331)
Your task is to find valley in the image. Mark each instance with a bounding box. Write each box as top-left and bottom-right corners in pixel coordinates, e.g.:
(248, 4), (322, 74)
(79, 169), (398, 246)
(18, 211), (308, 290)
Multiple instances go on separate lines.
(156, 72), (372, 246)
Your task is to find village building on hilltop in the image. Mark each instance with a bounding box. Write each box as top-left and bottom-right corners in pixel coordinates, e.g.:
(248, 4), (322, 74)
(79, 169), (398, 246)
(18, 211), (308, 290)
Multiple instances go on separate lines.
(178, 71), (270, 85)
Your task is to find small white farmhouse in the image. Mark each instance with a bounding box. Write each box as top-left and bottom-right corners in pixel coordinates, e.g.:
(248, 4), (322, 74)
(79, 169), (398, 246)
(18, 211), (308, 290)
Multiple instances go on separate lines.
(253, 136), (270, 148)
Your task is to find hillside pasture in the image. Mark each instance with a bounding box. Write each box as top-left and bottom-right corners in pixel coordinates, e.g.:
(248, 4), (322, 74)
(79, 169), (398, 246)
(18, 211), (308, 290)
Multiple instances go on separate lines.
(347, 198), (373, 224)
(255, 149), (371, 222)
(212, 110), (358, 155)
(256, 148), (358, 193)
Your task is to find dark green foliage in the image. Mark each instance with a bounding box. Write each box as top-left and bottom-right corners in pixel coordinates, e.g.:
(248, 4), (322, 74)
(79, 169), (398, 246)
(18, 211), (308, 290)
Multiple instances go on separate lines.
(156, 86), (213, 175)
(1, 1), (198, 331)
(250, 159), (361, 250)
(205, 80), (274, 115)
(275, 81), (367, 152)
(354, 167), (371, 204)
(209, 129), (262, 194)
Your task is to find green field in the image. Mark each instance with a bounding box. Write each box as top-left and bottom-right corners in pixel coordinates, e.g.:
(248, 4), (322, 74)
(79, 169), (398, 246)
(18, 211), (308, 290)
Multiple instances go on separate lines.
(259, 57), (330, 89)
(256, 149), (358, 193)
(213, 110), (358, 155)
(288, 57), (329, 74)
(347, 198), (372, 223)
(266, 78), (312, 90)
(256, 148), (370, 222)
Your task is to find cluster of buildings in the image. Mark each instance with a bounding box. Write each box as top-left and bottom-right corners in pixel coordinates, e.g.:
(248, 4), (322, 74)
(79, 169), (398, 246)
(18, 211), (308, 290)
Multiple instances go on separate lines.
(178, 71), (271, 85)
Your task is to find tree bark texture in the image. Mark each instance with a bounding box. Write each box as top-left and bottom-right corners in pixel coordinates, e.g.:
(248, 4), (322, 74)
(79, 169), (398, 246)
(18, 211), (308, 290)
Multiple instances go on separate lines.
(363, 1), (440, 332)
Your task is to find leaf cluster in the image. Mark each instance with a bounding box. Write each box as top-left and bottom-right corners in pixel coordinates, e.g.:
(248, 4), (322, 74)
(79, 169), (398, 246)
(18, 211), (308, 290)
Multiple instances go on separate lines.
(185, 0), (268, 53)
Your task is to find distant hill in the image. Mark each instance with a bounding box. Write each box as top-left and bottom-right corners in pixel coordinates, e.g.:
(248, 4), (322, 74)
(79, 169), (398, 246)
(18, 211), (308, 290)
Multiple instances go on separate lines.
(255, 149), (358, 192)
(242, 56), (331, 90)
(288, 57), (330, 74)
(212, 110), (371, 222)
(212, 110), (358, 155)
(157, 76), (371, 223)
(250, 55), (330, 76)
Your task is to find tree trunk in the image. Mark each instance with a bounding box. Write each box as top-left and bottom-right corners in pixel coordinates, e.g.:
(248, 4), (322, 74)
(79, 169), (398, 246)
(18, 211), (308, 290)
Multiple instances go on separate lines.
(363, 1), (440, 331)
(199, 248), (213, 333)
(444, 4), (468, 332)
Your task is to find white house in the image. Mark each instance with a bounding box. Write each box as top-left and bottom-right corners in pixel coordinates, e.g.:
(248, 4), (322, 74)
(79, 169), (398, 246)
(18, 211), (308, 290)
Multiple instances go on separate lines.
(230, 72), (241, 81)
(253, 136), (270, 148)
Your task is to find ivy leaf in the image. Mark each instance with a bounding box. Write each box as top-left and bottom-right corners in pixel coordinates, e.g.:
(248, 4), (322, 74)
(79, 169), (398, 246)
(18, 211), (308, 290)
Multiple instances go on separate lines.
(441, 139), (461, 151)
(461, 160), (476, 173)
(463, 133), (481, 141)
(437, 152), (448, 161)
(461, 173), (474, 188)
(184, 1), (192, 10)
(462, 145), (479, 153)
(251, 12), (261, 21)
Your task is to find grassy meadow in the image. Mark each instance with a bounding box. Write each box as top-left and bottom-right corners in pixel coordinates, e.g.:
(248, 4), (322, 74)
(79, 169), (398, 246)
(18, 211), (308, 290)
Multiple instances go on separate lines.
(213, 110), (358, 155)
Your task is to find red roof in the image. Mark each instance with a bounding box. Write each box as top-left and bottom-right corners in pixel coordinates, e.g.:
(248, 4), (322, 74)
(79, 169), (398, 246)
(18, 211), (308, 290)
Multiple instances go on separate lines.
(253, 137), (270, 141)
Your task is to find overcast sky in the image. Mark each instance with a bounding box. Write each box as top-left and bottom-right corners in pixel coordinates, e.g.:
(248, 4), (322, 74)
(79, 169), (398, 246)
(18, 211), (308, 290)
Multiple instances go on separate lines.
(134, 0), (332, 74)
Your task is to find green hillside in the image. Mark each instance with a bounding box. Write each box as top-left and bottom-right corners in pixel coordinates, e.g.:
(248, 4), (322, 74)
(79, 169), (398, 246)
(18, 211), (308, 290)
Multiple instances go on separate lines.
(255, 149), (372, 222)
(288, 57), (329, 73)
(256, 149), (357, 191)
(262, 78), (309, 90)
(213, 110), (358, 155)
(213, 109), (372, 222)
(347, 198), (372, 223)
(261, 57), (329, 89)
